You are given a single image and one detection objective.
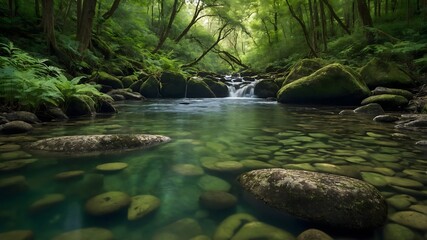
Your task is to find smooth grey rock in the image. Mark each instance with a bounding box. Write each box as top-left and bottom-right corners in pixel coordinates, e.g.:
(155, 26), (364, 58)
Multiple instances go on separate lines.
(27, 134), (171, 156)
(238, 169), (387, 230)
(374, 115), (399, 123)
(354, 103), (385, 115)
(5, 111), (40, 124)
(1, 121), (33, 134)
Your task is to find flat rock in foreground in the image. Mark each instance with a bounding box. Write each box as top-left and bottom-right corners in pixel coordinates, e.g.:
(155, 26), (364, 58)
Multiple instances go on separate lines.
(27, 134), (171, 155)
(238, 168), (387, 230)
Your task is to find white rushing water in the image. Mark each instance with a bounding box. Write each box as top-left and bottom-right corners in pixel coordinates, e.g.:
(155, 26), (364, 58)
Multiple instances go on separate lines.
(224, 74), (258, 98)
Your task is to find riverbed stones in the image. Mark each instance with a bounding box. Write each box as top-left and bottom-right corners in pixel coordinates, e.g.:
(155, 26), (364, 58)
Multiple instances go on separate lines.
(231, 222), (295, 240)
(85, 191), (131, 216)
(52, 227), (114, 240)
(4, 111), (40, 124)
(277, 63), (370, 105)
(27, 134), (171, 155)
(254, 80), (279, 98)
(172, 164), (204, 176)
(297, 229), (333, 240)
(238, 169), (387, 229)
(410, 205), (427, 215)
(153, 218), (203, 240)
(29, 194), (65, 213)
(0, 230), (34, 240)
(0, 159), (37, 172)
(127, 195), (160, 221)
(383, 224), (415, 240)
(361, 94), (409, 110)
(241, 160), (275, 169)
(199, 191), (237, 210)
(96, 162), (128, 172)
(54, 170), (85, 181)
(389, 211), (427, 230)
(0, 176), (28, 194)
(202, 160), (244, 173)
(1, 121), (33, 134)
(354, 103), (385, 115)
(372, 87), (414, 99)
(374, 115), (399, 123)
(213, 213), (258, 240)
(386, 194), (417, 210)
(198, 175), (231, 192)
(160, 71), (187, 98)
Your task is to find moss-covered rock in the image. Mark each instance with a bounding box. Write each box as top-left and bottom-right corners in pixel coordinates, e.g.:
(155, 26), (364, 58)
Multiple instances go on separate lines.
(140, 76), (161, 98)
(238, 169), (387, 230)
(187, 77), (215, 98)
(361, 94), (409, 110)
(360, 58), (413, 89)
(93, 72), (124, 89)
(130, 80), (144, 92)
(203, 79), (229, 97)
(121, 75), (138, 88)
(66, 96), (95, 117)
(283, 59), (325, 86)
(254, 80), (279, 98)
(160, 71), (187, 98)
(372, 87), (414, 99)
(277, 63), (370, 105)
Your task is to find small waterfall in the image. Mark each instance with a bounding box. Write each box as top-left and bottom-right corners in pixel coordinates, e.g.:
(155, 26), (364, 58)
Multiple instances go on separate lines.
(224, 74), (257, 98)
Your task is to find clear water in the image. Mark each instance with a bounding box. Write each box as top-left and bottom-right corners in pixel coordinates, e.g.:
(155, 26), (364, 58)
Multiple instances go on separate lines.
(0, 99), (426, 239)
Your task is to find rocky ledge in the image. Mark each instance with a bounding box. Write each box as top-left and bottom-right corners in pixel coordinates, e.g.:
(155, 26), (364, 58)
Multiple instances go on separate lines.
(238, 168), (387, 230)
(27, 134), (171, 155)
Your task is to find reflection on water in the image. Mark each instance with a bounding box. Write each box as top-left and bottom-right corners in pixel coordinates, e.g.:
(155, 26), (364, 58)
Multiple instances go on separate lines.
(0, 99), (426, 239)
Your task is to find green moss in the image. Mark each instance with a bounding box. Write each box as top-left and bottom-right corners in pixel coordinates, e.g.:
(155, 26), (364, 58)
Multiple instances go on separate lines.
(360, 58), (413, 89)
(277, 63), (371, 105)
(372, 87), (413, 99)
(160, 71), (187, 98)
(121, 75), (138, 88)
(361, 94), (409, 110)
(254, 80), (279, 98)
(203, 79), (229, 97)
(94, 71), (124, 89)
(66, 96), (95, 117)
(283, 59), (326, 86)
(140, 76), (161, 98)
(187, 77), (215, 98)
(130, 80), (144, 92)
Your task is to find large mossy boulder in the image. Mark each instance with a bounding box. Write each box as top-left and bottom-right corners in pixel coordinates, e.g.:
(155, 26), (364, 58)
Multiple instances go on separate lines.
(92, 72), (124, 89)
(360, 58), (413, 89)
(27, 134), (171, 156)
(204, 79), (229, 97)
(65, 96), (95, 117)
(121, 75), (138, 88)
(254, 80), (279, 98)
(140, 76), (161, 98)
(277, 63), (370, 105)
(238, 168), (387, 230)
(361, 94), (409, 110)
(160, 71), (187, 98)
(187, 77), (216, 98)
(283, 59), (325, 86)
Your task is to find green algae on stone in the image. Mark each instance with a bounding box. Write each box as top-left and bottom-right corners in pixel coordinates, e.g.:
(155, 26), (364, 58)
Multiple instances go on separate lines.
(361, 94), (409, 110)
(127, 195), (160, 221)
(232, 221), (295, 240)
(85, 191), (131, 216)
(389, 211), (427, 231)
(186, 77), (216, 98)
(172, 164), (204, 176)
(29, 194), (65, 213)
(140, 76), (161, 98)
(383, 224), (415, 240)
(360, 58), (413, 89)
(198, 175), (231, 192)
(53, 227), (113, 240)
(213, 213), (258, 240)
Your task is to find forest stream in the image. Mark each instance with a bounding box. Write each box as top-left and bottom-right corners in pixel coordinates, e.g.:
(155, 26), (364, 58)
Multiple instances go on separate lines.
(0, 98), (426, 240)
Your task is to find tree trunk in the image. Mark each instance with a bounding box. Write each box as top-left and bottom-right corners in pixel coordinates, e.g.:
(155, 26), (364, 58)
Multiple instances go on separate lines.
(41, 0), (57, 51)
(8, 0), (16, 17)
(153, 0), (179, 53)
(76, 0), (82, 33)
(356, 0), (374, 42)
(77, 0), (97, 52)
(262, 19), (272, 44)
(35, 0), (41, 18)
(285, 0), (318, 57)
(319, 0), (328, 50)
(102, 0), (121, 20)
(320, 0), (351, 35)
(175, 0), (201, 43)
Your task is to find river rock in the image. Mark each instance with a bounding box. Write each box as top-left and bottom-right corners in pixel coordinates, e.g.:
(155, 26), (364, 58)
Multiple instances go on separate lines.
(231, 221), (295, 240)
(254, 80), (279, 98)
(361, 94), (409, 110)
(241, 159), (275, 169)
(172, 164), (204, 176)
(198, 175), (231, 192)
(354, 103), (385, 115)
(360, 58), (413, 88)
(0, 159), (37, 172)
(93, 71), (123, 89)
(54, 170), (85, 181)
(107, 89), (144, 100)
(65, 96), (95, 117)
(410, 205), (427, 215)
(127, 195), (160, 221)
(0, 230), (34, 240)
(404, 118), (427, 128)
(199, 191), (237, 210)
(160, 71), (187, 98)
(27, 134), (171, 155)
(373, 115), (399, 123)
(383, 224), (415, 240)
(277, 63), (370, 105)
(85, 191), (131, 216)
(5, 111), (40, 124)
(139, 76), (161, 98)
(213, 213), (258, 240)
(29, 194), (65, 213)
(283, 59), (325, 86)
(96, 162), (128, 172)
(52, 227), (113, 240)
(386, 194), (417, 210)
(372, 87), (414, 99)
(238, 169), (387, 229)
(297, 229), (333, 240)
(153, 218), (203, 240)
(389, 211), (427, 230)
(1, 121), (33, 134)
(203, 79), (229, 97)
(187, 77), (216, 98)
(202, 160), (244, 173)
(0, 175), (28, 194)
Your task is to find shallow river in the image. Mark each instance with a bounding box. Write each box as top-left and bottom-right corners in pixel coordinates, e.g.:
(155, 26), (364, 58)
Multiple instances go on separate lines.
(0, 99), (426, 239)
